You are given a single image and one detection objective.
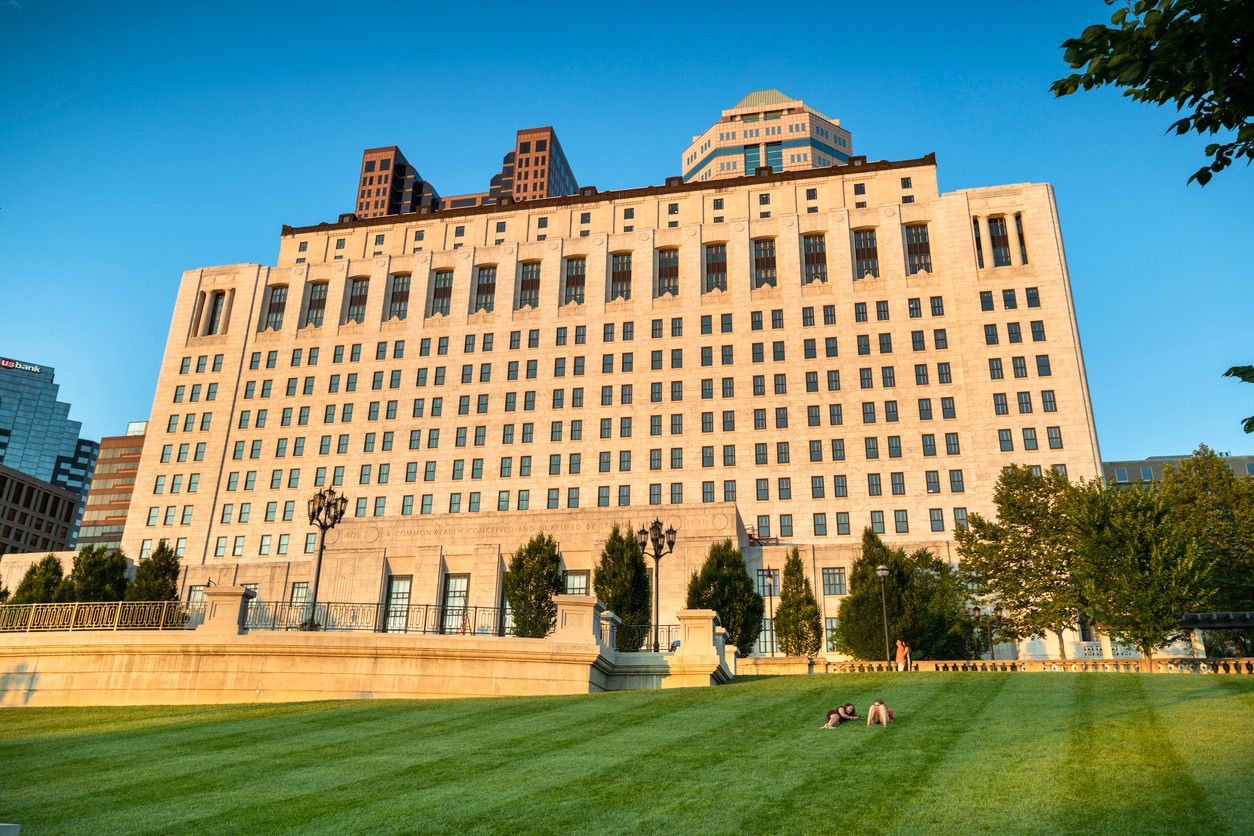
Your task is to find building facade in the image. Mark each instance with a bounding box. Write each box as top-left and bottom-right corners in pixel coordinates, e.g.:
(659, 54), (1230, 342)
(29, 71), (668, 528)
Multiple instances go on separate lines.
(0, 464), (80, 557)
(120, 146), (1100, 655)
(77, 422), (146, 553)
(1103, 454), (1254, 485)
(354, 146), (440, 220)
(0, 355), (98, 543)
(681, 90), (853, 184)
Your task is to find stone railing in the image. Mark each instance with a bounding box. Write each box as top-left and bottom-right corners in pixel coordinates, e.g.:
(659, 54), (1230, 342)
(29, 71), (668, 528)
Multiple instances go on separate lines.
(815, 657), (1254, 674)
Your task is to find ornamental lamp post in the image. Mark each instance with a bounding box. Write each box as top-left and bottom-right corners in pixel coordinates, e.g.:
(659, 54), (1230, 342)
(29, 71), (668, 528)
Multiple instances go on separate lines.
(304, 487), (349, 630)
(765, 572), (776, 657)
(637, 518), (677, 653)
(876, 564), (890, 666)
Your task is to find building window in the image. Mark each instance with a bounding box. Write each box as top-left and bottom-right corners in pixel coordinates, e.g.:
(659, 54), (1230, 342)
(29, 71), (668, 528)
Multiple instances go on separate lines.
(387, 274), (410, 320)
(822, 567), (847, 595)
(988, 217), (1011, 266)
(428, 270), (453, 316)
(853, 229), (879, 278)
(264, 285), (287, 330)
(473, 266), (497, 312)
(802, 234), (827, 284)
(752, 239), (777, 289)
(611, 253), (632, 300)
(346, 278), (369, 324)
(905, 225), (931, 274)
(657, 249), (679, 297)
(513, 262), (541, 309)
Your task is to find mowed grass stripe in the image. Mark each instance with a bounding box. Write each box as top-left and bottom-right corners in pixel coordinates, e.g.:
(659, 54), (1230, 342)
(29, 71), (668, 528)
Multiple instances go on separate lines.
(1064, 675), (1227, 834)
(2, 675), (1251, 835)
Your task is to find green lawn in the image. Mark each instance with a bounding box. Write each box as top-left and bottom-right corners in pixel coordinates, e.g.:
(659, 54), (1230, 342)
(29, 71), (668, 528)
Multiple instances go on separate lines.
(2, 674), (1252, 835)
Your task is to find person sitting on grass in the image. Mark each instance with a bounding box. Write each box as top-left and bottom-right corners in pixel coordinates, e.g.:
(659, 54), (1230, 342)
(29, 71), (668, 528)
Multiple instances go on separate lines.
(866, 698), (895, 727)
(822, 703), (858, 728)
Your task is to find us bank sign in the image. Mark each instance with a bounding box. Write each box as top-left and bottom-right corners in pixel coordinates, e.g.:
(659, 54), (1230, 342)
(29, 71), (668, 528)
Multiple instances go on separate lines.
(0, 357), (42, 374)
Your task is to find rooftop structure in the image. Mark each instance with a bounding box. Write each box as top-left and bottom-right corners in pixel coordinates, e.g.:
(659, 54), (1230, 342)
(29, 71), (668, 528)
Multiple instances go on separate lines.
(681, 89), (853, 184)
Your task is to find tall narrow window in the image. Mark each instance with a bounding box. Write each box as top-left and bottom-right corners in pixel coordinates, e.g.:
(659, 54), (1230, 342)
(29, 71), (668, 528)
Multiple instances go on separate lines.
(388, 274), (410, 320)
(564, 257), (586, 304)
(704, 243), (727, 292)
(752, 239), (777, 288)
(657, 249), (679, 297)
(905, 225), (932, 274)
(853, 229), (879, 278)
(802, 234), (827, 284)
(264, 285), (287, 331)
(988, 217), (1011, 266)
(430, 270), (453, 316)
(474, 266), (496, 312)
(304, 283), (327, 327)
(972, 218), (985, 269)
(346, 278), (369, 323)
(206, 291), (226, 334)
(610, 253), (632, 301)
(1014, 213), (1029, 264)
(518, 262), (541, 308)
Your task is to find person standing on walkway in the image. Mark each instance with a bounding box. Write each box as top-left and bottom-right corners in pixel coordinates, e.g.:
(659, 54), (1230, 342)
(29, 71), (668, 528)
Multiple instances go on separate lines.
(895, 639), (910, 672)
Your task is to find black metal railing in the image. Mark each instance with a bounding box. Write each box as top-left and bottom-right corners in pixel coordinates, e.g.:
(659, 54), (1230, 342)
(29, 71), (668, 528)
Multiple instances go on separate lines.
(613, 624), (682, 652)
(0, 601), (193, 632)
(244, 601), (508, 636)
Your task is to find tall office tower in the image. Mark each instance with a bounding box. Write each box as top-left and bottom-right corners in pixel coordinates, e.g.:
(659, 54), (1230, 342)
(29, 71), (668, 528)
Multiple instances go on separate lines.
(124, 128), (1100, 656)
(353, 147), (440, 220)
(486, 127), (579, 204)
(681, 89), (853, 184)
(77, 421), (146, 553)
(0, 355), (98, 543)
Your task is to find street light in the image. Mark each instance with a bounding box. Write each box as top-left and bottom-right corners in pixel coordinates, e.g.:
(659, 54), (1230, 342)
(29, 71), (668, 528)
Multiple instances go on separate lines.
(765, 572), (776, 657)
(637, 518), (677, 653)
(304, 487), (349, 630)
(973, 605), (1000, 660)
(876, 564), (890, 666)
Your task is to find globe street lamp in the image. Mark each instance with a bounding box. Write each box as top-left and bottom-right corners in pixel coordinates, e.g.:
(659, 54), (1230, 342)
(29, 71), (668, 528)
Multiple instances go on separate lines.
(765, 572), (776, 657)
(876, 564), (890, 666)
(973, 605), (1002, 660)
(304, 487), (348, 630)
(637, 518), (677, 653)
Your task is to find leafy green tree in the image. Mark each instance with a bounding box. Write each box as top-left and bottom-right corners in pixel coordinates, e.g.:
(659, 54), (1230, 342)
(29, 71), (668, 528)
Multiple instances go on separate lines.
(593, 525), (652, 651)
(955, 465), (1083, 659)
(7, 554), (66, 605)
(774, 547), (823, 657)
(1223, 365), (1254, 433)
(126, 541), (181, 601)
(1068, 479), (1217, 666)
(502, 533), (564, 638)
(1050, 0), (1254, 185)
(904, 548), (977, 661)
(685, 539), (763, 656)
(0, 579), (9, 603)
(833, 531), (912, 662)
(64, 545), (130, 602)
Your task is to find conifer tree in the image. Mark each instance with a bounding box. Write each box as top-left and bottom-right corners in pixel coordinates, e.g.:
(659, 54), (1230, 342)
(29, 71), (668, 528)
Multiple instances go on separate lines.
(7, 554), (65, 605)
(502, 532), (564, 638)
(593, 524), (652, 651)
(774, 547), (823, 657)
(685, 539), (763, 655)
(127, 541), (181, 601)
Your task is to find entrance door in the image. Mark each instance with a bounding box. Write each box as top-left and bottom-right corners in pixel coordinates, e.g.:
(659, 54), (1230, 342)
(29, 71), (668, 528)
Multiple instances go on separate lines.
(383, 575), (412, 633)
(441, 574), (469, 634)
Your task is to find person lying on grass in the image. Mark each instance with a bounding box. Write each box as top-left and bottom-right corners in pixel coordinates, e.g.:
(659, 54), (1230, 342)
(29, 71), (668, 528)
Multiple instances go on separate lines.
(821, 703), (858, 727)
(866, 699), (895, 726)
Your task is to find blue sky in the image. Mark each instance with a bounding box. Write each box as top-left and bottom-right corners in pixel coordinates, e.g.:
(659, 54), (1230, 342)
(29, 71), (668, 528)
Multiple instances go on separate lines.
(0, 0), (1250, 460)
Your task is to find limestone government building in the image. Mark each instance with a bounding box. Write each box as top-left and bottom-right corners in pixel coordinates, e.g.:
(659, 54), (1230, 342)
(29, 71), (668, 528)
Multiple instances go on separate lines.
(116, 90), (1101, 655)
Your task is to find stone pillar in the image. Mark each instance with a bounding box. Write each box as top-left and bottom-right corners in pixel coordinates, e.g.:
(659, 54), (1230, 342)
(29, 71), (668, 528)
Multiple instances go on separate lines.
(675, 609), (719, 657)
(599, 610), (622, 652)
(551, 595), (600, 644)
(201, 585), (255, 636)
(1099, 635), (1114, 660)
(1191, 629), (1207, 658)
